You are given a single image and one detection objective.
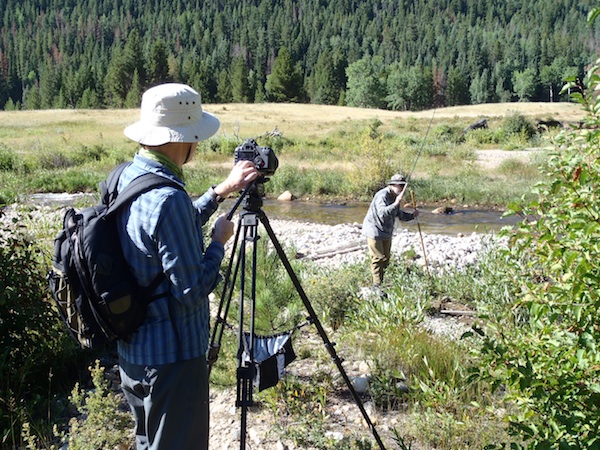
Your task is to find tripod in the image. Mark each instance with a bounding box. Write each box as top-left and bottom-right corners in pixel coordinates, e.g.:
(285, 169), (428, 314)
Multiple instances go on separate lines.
(207, 178), (387, 450)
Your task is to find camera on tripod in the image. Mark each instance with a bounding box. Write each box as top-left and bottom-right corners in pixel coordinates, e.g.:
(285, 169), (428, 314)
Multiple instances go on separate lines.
(234, 139), (278, 176)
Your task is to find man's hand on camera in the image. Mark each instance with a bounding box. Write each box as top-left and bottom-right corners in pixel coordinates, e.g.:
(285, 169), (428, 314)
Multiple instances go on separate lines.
(214, 161), (259, 198)
(211, 215), (234, 245)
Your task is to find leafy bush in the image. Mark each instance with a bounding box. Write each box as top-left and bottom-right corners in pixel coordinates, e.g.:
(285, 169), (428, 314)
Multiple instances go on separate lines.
(433, 124), (465, 144)
(303, 263), (365, 330)
(0, 215), (81, 448)
(0, 146), (17, 171)
(65, 361), (133, 450)
(501, 113), (537, 140)
(36, 151), (76, 169)
(348, 127), (396, 198)
(464, 127), (504, 145)
(472, 27), (600, 448)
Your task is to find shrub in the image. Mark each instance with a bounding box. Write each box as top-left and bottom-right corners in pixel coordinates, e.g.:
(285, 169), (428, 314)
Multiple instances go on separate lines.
(464, 127), (504, 145)
(303, 264), (365, 330)
(0, 146), (17, 171)
(501, 112), (537, 140)
(433, 124), (464, 144)
(348, 128), (396, 198)
(471, 44), (600, 448)
(0, 215), (81, 448)
(65, 361), (133, 450)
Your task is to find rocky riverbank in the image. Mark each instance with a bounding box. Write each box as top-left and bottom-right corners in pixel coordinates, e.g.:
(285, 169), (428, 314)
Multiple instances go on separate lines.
(265, 218), (501, 274)
(2, 202), (501, 275)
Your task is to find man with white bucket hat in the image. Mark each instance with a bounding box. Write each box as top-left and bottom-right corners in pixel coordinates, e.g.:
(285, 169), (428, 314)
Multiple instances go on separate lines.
(362, 173), (419, 297)
(117, 83), (258, 449)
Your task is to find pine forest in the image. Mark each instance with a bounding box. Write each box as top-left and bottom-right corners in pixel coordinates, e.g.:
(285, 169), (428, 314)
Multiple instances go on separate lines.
(0, 0), (599, 111)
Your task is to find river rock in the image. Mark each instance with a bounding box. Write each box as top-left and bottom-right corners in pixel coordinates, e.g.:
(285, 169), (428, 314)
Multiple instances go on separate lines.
(277, 190), (296, 201)
(431, 206), (454, 214)
(260, 219), (501, 274)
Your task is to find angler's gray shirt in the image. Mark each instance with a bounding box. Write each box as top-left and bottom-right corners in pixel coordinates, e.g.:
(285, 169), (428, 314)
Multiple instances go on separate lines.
(362, 187), (415, 240)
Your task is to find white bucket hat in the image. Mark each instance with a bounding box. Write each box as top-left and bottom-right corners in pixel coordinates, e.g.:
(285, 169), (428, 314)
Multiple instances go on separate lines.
(124, 83), (220, 146)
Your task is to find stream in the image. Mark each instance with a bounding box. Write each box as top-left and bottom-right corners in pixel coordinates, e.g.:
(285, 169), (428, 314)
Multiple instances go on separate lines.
(240, 199), (518, 235)
(28, 193), (521, 235)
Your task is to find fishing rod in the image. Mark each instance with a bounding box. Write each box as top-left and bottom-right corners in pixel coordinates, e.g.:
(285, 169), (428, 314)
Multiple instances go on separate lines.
(406, 108), (436, 275)
(408, 108), (436, 181)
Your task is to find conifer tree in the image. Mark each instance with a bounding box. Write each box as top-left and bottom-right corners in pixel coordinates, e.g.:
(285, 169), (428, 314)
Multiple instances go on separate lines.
(230, 56), (250, 103)
(446, 67), (470, 106)
(147, 40), (170, 86)
(265, 47), (304, 103)
(311, 50), (340, 105)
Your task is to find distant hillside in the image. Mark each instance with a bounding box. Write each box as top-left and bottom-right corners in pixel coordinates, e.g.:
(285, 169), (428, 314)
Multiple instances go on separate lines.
(2, 0), (598, 112)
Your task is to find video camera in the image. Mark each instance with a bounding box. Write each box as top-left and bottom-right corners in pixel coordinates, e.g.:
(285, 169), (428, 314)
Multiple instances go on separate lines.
(234, 139), (278, 176)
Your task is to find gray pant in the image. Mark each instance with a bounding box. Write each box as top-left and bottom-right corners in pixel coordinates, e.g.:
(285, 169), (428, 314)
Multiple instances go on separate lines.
(119, 356), (209, 450)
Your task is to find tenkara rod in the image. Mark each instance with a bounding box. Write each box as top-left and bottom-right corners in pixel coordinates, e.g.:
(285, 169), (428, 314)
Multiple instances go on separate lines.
(410, 189), (430, 277)
(407, 108), (436, 181)
(404, 107), (436, 277)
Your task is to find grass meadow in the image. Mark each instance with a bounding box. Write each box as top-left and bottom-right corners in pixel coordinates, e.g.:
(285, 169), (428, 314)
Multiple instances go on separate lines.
(0, 101), (584, 207)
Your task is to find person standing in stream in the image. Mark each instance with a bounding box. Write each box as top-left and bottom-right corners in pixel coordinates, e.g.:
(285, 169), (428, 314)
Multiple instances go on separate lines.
(362, 174), (419, 296)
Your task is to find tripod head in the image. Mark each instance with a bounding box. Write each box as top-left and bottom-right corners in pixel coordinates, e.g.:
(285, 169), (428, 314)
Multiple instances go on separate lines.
(240, 176), (268, 213)
(226, 176), (271, 220)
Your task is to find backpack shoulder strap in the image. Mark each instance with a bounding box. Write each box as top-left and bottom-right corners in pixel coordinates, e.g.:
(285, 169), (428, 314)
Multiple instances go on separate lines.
(101, 162), (131, 206)
(103, 168), (185, 301)
(105, 169), (184, 216)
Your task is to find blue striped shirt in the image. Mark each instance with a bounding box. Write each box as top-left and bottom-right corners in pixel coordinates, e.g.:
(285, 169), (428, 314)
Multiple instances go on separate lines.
(116, 154), (223, 365)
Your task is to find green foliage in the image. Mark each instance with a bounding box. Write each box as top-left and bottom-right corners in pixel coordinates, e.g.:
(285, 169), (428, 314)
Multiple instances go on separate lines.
(501, 113), (537, 140)
(0, 214), (80, 448)
(265, 47), (305, 103)
(386, 62), (434, 111)
(0, 0), (595, 109)
(337, 254), (513, 449)
(259, 372), (374, 449)
(433, 124), (465, 144)
(66, 361), (133, 450)
(512, 68), (538, 102)
(303, 263), (365, 330)
(464, 128), (504, 146)
(347, 125), (396, 197)
(0, 146), (17, 171)
(251, 232), (306, 335)
(414, 172), (535, 206)
(471, 47), (600, 447)
(345, 56), (386, 109)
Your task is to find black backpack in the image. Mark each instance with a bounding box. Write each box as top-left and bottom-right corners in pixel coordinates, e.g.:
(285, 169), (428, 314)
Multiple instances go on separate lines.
(48, 163), (183, 349)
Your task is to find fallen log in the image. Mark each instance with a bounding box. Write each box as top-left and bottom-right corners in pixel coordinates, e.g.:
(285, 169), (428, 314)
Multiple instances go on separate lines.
(440, 310), (476, 316)
(305, 245), (365, 260)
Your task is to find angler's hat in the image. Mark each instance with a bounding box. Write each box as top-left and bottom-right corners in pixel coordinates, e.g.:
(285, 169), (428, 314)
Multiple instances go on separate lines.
(388, 174), (407, 185)
(124, 83), (220, 146)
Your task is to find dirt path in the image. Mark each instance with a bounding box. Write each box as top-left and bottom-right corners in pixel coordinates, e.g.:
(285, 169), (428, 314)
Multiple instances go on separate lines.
(474, 148), (544, 170)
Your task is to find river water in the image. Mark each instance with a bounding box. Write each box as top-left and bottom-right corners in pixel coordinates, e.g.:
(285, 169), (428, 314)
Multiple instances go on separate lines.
(28, 193), (521, 235)
(239, 199), (519, 235)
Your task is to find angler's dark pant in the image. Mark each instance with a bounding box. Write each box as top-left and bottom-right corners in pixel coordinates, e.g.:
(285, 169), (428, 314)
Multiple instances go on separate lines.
(367, 237), (392, 285)
(119, 355), (209, 450)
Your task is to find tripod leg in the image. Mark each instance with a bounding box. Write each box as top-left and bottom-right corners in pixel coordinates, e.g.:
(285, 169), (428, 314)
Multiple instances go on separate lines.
(258, 213), (388, 450)
(208, 215), (244, 374)
(235, 213), (260, 450)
